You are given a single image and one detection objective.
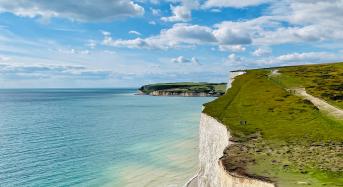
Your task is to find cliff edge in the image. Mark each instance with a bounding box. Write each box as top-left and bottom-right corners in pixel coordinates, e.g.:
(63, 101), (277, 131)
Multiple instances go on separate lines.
(195, 113), (275, 187)
(197, 62), (343, 187)
(187, 71), (275, 187)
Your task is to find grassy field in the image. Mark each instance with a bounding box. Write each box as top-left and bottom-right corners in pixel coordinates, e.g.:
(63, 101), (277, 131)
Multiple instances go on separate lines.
(270, 62), (343, 109)
(139, 82), (226, 95)
(203, 63), (343, 186)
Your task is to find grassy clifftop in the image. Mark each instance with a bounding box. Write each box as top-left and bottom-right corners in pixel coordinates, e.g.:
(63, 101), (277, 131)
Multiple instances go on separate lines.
(139, 82), (226, 96)
(272, 62), (343, 109)
(203, 62), (343, 186)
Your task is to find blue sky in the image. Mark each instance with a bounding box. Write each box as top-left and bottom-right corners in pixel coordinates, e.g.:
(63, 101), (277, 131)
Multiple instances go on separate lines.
(0, 0), (342, 88)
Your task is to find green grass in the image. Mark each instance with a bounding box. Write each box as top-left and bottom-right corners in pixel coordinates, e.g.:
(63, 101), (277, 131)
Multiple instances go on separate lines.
(203, 67), (343, 186)
(270, 62), (343, 109)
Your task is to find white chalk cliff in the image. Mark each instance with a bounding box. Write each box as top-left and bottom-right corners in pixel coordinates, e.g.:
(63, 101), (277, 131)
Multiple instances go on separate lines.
(186, 71), (275, 187)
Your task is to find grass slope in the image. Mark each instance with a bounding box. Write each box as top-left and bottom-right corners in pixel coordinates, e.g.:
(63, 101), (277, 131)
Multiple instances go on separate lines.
(203, 64), (343, 186)
(271, 62), (343, 109)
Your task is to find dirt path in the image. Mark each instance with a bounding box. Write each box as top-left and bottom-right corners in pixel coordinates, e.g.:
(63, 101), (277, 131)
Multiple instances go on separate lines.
(269, 69), (343, 120)
(292, 88), (343, 120)
(270, 69), (280, 76)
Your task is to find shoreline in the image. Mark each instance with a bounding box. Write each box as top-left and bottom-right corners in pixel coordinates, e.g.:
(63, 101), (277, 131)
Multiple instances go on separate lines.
(183, 169), (199, 187)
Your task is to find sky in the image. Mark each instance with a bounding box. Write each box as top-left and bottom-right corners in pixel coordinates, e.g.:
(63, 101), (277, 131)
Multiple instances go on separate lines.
(0, 0), (342, 88)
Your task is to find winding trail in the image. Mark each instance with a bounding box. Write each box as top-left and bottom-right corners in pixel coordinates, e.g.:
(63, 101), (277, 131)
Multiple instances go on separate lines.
(270, 69), (343, 120)
(291, 88), (343, 119)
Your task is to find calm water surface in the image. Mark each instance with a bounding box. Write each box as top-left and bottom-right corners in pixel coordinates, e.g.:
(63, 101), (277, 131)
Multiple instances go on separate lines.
(0, 89), (212, 187)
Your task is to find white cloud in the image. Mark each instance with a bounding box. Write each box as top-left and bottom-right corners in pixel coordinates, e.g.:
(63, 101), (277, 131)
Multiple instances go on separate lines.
(161, 0), (199, 22)
(0, 0), (144, 22)
(0, 56), (10, 61)
(208, 1), (343, 46)
(57, 48), (90, 55)
(248, 52), (343, 67)
(275, 52), (338, 63)
(102, 22), (258, 49)
(252, 47), (271, 57)
(148, 21), (157, 25)
(103, 23), (216, 49)
(213, 21), (253, 45)
(226, 53), (243, 64)
(255, 0), (343, 44)
(99, 0), (343, 51)
(86, 40), (97, 49)
(150, 8), (161, 16)
(203, 0), (269, 8)
(101, 30), (111, 36)
(218, 45), (246, 52)
(129, 30), (142, 36)
(278, 0), (343, 27)
(0, 63), (113, 80)
(254, 25), (331, 45)
(171, 56), (200, 64)
(209, 8), (221, 12)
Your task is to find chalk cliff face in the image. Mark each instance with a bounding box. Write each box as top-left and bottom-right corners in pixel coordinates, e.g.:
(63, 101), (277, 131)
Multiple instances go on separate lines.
(227, 71), (245, 90)
(195, 113), (274, 187)
(197, 113), (230, 186)
(187, 71), (275, 187)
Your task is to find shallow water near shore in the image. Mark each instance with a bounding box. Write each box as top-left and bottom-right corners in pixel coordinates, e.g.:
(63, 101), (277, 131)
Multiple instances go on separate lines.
(0, 89), (212, 186)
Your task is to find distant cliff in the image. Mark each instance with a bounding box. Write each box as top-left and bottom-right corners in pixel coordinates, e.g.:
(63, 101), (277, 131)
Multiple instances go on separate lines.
(138, 82), (226, 97)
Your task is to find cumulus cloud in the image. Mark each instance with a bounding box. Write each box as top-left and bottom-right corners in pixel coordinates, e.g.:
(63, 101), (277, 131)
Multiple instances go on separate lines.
(171, 56), (200, 64)
(0, 0), (144, 22)
(102, 21), (258, 49)
(161, 0), (199, 22)
(252, 47), (271, 57)
(98, 0), (343, 58)
(226, 53), (243, 64)
(0, 63), (113, 80)
(254, 25), (331, 45)
(213, 3), (343, 46)
(57, 48), (90, 55)
(0, 56), (10, 61)
(255, 0), (343, 44)
(275, 52), (339, 63)
(150, 8), (161, 16)
(148, 21), (157, 25)
(249, 51), (343, 67)
(103, 23), (216, 49)
(213, 21), (253, 45)
(218, 45), (246, 52)
(86, 40), (97, 49)
(129, 30), (142, 36)
(278, 0), (343, 27)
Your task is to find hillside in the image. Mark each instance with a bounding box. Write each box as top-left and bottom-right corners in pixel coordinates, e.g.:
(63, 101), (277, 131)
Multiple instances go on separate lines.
(139, 82), (226, 97)
(203, 62), (343, 186)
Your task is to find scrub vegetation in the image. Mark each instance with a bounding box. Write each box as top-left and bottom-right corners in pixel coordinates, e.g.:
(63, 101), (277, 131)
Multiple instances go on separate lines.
(203, 62), (343, 186)
(270, 62), (343, 109)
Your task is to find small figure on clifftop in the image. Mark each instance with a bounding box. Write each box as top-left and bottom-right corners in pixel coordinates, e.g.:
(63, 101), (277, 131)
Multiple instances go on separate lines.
(240, 120), (247, 125)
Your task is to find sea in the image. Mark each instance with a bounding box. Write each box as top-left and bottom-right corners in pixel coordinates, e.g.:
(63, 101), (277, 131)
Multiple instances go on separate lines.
(0, 89), (213, 187)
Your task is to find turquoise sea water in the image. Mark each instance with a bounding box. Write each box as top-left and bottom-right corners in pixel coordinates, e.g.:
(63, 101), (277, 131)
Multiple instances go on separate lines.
(0, 89), (212, 187)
